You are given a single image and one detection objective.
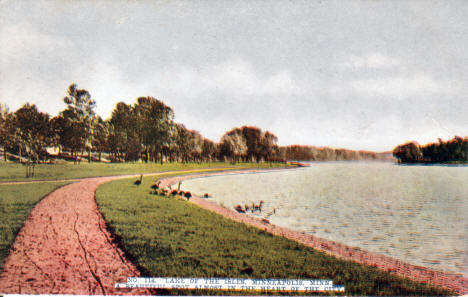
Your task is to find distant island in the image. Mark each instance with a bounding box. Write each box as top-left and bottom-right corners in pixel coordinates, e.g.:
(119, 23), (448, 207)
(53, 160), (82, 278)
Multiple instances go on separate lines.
(393, 137), (468, 163)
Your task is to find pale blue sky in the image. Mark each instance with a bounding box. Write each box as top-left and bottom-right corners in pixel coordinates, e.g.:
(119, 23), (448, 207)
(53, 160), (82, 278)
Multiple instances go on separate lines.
(1, 0), (467, 151)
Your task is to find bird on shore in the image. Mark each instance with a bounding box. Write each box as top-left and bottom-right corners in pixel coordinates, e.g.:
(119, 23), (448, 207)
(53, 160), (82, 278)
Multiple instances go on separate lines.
(134, 174), (143, 186)
(253, 200), (264, 212)
(150, 180), (161, 190)
(234, 204), (246, 213)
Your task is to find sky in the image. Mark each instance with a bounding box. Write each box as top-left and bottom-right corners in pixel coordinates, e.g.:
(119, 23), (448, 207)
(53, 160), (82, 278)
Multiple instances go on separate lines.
(1, 0), (467, 151)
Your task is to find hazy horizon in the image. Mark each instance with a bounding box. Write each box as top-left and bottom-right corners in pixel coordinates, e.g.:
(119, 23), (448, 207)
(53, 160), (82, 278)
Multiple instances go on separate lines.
(1, 0), (467, 151)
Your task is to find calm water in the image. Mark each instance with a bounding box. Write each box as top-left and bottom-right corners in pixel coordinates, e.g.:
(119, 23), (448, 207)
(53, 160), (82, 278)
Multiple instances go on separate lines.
(182, 162), (468, 276)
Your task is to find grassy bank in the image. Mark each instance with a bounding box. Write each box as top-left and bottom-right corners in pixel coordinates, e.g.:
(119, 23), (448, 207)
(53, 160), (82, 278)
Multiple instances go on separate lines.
(95, 177), (453, 296)
(0, 161), (289, 182)
(0, 182), (70, 272)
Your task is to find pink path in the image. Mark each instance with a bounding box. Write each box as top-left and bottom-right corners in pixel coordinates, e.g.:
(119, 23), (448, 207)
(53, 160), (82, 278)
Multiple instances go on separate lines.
(0, 175), (152, 295)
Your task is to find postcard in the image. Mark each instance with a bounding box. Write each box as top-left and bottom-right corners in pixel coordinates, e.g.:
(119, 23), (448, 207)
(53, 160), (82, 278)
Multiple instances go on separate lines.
(0, 1), (466, 296)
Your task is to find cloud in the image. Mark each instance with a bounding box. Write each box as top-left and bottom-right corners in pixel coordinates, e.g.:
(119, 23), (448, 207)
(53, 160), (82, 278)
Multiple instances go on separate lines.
(0, 22), (81, 114)
(152, 57), (306, 99)
(0, 22), (75, 65)
(337, 53), (401, 70)
(330, 73), (461, 99)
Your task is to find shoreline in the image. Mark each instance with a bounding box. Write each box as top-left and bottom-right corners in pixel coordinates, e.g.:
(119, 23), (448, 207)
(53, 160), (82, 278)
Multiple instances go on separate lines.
(158, 169), (468, 295)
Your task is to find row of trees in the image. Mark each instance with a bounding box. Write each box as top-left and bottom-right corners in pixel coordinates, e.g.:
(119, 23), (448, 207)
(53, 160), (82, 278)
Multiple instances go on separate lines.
(280, 145), (392, 161)
(0, 85), (100, 164)
(393, 136), (468, 163)
(2, 83), (409, 166)
(0, 84), (281, 164)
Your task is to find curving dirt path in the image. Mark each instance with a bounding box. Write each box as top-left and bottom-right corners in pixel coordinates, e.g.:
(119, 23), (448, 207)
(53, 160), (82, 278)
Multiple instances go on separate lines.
(159, 172), (468, 295)
(0, 175), (153, 295)
(0, 167), (266, 295)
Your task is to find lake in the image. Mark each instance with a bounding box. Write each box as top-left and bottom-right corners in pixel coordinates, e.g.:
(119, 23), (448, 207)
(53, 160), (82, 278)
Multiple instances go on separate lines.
(181, 162), (468, 277)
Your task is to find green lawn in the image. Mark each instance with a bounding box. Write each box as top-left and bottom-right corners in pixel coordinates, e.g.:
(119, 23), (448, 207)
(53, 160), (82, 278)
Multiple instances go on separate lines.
(0, 161), (289, 182)
(0, 182), (70, 272)
(95, 177), (453, 296)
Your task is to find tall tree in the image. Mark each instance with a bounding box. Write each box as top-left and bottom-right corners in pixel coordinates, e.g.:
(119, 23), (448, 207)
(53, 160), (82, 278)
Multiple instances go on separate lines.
(59, 84), (96, 163)
(109, 102), (134, 161)
(134, 97), (174, 164)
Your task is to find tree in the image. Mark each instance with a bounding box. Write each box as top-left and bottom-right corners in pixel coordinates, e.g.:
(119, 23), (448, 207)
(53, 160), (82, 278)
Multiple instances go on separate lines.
(107, 98), (175, 163)
(259, 131), (278, 162)
(59, 84), (96, 163)
(447, 136), (465, 161)
(220, 132), (247, 163)
(187, 130), (203, 162)
(14, 104), (51, 176)
(393, 142), (423, 163)
(219, 126), (282, 163)
(201, 138), (216, 162)
(109, 102), (133, 162)
(240, 126), (263, 162)
(91, 116), (109, 162)
(172, 123), (189, 162)
(0, 103), (14, 161)
(172, 124), (203, 163)
(134, 97), (174, 164)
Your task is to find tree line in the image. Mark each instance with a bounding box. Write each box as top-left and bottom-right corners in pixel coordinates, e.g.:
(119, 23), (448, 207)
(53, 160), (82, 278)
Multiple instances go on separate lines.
(1, 83), (399, 167)
(0, 84), (281, 165)
(393, 136), (468, 163)
(280, 145), (392, 161)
